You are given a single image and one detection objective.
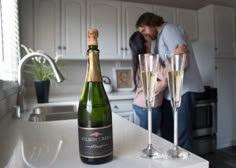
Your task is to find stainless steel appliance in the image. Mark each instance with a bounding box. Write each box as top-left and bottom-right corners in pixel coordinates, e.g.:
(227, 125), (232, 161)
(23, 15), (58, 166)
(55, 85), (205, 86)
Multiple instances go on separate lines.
(192, 86), (217, 155)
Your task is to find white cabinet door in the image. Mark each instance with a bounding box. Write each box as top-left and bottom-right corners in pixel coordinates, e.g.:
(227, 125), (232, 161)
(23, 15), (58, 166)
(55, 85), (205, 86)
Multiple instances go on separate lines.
(61, 0), (86, 59)
(122, 2), (153, 60)
(153, 5), (177, 24)
(87, 0), (122, 60)
(214, 6), (235, 58)
(118, 112), (134, 122)
(110, 99), (134, 122)
(34, 0), (60, 57)
(215, 60), (235, 148)
(177, 8), (198, 41)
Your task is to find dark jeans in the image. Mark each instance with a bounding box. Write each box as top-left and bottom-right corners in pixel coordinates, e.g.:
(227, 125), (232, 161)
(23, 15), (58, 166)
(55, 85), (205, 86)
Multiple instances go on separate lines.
(133, 105), (162, 134)
(161, 92), (195, 151)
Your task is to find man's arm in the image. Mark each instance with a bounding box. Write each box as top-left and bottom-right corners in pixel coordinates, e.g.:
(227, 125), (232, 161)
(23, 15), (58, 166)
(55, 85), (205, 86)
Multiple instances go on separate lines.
(163, 25), (190, 69)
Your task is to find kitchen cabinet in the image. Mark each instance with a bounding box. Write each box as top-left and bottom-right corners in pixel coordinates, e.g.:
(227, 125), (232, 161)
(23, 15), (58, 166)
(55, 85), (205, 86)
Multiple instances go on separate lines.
(198, 5), (235, 59)
(197, 5), (236, 148)
(33, 0), (199, 60)
(87, 0), (154, 60)
(34, 0), (86, 59)
(87, 0), (122, 60)
(122, 2), (153, 60)
(215, 60), (235, 148)
(153, 5), (177, 24)
(110, 99), (134, 122)
(61, 0), (86, 59)
(28, 0), (199, 60)
(197, 4), (236, 84)
(87, 1), (198, 60)
(34, 0), (60, 58)
(154, 6), (198, 41)
(214, 6), (235, 58)
(177, 8), (198, 41)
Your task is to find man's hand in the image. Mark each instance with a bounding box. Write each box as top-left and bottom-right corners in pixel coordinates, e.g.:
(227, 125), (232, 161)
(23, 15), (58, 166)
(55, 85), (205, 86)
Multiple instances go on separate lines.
(174, 44), (189, 69)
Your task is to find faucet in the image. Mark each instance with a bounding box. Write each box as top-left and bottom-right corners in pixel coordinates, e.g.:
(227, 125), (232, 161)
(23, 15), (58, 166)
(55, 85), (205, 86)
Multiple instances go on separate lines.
(15, 52), (64, 118)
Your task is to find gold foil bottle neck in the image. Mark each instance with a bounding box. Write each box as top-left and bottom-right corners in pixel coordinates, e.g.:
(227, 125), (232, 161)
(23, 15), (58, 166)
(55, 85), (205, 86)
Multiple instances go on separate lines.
(86, 29), (102, 82)
(88, 29), (99, 46)
(86, 50), (102, 82)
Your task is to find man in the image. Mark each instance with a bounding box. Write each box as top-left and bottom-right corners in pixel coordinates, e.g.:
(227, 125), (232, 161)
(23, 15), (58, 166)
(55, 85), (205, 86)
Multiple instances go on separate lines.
(136, 12), (204, 150)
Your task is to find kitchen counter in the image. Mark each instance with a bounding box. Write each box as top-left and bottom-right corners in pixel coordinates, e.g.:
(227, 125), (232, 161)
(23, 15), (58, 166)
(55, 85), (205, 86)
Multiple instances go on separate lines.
(0, 110), (208, 168)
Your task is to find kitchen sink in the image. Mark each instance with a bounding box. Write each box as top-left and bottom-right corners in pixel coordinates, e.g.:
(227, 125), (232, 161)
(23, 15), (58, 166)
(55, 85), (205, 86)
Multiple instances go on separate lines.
(28, 102), (78, 122)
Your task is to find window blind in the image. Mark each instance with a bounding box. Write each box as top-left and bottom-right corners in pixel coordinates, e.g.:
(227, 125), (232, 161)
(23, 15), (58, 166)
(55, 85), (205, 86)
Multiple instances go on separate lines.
(0, 0), (20, 81)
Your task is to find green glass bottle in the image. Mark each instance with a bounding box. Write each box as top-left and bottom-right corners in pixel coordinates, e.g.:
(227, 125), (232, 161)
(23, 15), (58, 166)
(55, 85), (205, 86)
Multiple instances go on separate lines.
(78, 29), (113, 164)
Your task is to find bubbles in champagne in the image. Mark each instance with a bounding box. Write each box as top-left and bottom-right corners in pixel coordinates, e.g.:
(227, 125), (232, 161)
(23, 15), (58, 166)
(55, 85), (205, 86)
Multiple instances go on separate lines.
(167, 70), (184, 108)
(141, 71), (158, 106)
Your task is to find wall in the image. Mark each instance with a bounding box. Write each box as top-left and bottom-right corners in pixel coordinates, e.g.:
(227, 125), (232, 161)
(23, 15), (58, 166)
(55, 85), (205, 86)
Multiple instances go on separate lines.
(0, 81), (18, 119)
(24, 60), (132, 97)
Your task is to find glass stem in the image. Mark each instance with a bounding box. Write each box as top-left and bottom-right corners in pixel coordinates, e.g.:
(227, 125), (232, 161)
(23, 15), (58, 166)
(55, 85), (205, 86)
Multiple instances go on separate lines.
(148, 104), (152, 145)
(173, 107), (178, 151)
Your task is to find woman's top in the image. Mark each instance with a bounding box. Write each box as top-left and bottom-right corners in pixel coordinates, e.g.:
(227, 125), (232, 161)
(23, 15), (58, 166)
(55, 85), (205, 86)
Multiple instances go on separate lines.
(133, 65), (165, 108)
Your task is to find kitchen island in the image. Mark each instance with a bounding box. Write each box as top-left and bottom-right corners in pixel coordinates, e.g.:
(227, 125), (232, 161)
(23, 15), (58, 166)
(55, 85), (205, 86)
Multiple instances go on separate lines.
(0, 110), (208, 168)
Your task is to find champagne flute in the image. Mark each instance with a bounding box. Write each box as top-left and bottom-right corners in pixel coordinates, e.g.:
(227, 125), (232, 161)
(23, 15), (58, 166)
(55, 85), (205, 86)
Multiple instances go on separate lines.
(138, 53), (163, 159)
(165, 53), (189, 159)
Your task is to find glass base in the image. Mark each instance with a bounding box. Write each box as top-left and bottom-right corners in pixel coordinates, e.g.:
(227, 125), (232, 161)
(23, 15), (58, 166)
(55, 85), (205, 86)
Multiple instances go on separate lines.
(139, 144), (163, 159)
(166, 147), (189, 159)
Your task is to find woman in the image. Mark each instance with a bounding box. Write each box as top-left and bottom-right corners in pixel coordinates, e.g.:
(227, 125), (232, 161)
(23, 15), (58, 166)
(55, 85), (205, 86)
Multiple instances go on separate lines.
(129, 31), (166, 134)
(129, 31), (187, 135)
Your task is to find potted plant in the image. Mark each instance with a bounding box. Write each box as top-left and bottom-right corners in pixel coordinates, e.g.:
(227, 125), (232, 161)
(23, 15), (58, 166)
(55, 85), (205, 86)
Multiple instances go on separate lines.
(32, 56), (53, 103)
(21, 45), (62, 103)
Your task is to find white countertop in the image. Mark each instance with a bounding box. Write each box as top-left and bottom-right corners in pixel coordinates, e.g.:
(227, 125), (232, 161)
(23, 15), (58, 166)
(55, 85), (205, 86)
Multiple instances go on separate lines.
(0, 110), (208, 168)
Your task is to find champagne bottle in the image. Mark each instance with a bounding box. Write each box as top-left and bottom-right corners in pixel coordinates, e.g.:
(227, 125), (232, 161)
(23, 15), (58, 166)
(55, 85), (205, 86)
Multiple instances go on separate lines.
(78, 29), (113, 164)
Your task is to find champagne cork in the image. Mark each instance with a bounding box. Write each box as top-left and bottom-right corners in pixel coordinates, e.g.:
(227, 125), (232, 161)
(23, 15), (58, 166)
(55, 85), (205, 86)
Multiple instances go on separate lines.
(88, 29), (98, 46)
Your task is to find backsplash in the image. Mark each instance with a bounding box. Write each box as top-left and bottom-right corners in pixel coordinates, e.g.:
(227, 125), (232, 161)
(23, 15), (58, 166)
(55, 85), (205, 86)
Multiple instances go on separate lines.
(0, 81), (18, 118)
(24, 60), (133, 97)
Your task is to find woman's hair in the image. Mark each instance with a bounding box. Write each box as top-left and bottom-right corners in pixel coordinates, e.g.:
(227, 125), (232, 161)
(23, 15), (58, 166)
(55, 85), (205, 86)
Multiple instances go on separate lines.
(129, 31), (146, 89)
(136, 12), (164, 28)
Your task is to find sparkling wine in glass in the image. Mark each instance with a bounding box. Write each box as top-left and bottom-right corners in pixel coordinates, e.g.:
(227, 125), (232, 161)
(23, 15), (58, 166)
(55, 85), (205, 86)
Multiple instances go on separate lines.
(165, 53), (189, 159)
(138, 53), (163, 159)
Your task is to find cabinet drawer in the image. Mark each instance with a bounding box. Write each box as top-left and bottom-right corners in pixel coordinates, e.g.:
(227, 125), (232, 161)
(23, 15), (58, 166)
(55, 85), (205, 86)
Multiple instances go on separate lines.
(110, 100), (133, 113)
(118, 111), (134, 122)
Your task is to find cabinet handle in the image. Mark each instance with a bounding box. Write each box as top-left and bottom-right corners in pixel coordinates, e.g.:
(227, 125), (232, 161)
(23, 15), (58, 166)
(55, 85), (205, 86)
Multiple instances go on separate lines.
(120, 48), (124, 50)
(215, 48), (218, 51)
(63, 46), (67, 50)
(114, 105), (119, 109)
(57, 46), (61, 50)
(124, 48), (128, 51)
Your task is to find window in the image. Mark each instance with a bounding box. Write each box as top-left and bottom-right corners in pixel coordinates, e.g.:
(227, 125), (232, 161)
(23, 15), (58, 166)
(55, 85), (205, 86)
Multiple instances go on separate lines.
(0, 0), (20, 81)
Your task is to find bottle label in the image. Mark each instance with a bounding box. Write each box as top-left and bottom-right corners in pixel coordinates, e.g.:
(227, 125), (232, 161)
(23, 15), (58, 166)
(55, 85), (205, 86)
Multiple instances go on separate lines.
(79, 125), (113, 158)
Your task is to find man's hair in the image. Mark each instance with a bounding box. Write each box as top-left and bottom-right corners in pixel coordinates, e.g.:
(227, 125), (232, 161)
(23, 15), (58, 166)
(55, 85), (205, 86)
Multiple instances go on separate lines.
(136, 12), (164, 28)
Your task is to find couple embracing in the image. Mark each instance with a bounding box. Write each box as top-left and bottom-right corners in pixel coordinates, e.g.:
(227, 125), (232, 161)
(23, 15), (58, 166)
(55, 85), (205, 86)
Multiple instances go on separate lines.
(130, 12), (204, 151)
